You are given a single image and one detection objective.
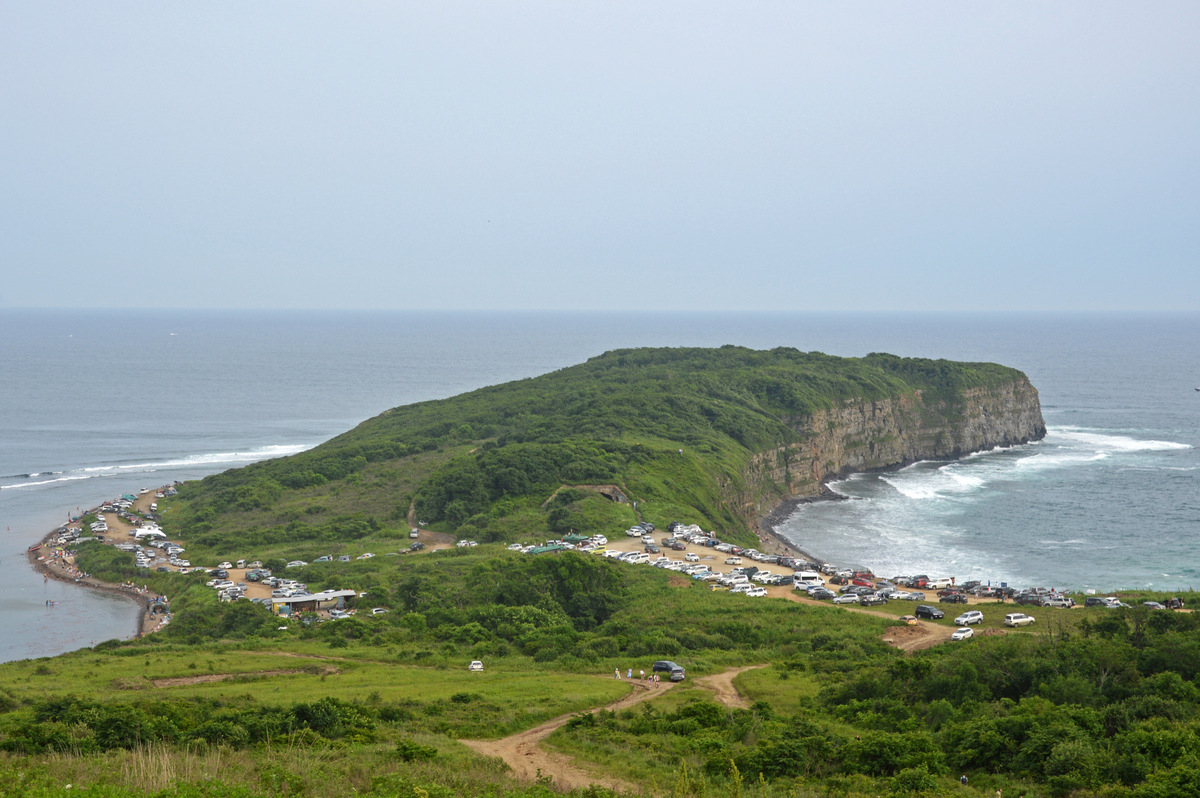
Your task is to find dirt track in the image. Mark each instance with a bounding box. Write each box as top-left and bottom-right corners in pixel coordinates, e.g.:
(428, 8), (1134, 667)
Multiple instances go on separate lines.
(461, 678), (674, 793)
(694, 664), (767, 708)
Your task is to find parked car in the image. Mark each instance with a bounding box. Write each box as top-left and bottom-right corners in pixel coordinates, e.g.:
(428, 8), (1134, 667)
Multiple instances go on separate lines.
(954, 610), (984, 626)
(859, 595), (887, 606)
(898, 615), (919, 626)
(371, 607), (389, 615)
(744, 586), (768, 597)
(468, 660), (484, 672)
(1143, 601), (1167, 610)
(833, 594), (860, 605)
(951, 627), (975, 641)
(1043, 596), (1075, 608)
(1004, 613), (1036, 627)
(939, 593), (970, 604)
(285, 560), (307, 568)
(652, 660), (686, 681)
(725, 556), (742, 565)
(685, 552), (699, 562)
(915, 605), (944, 620)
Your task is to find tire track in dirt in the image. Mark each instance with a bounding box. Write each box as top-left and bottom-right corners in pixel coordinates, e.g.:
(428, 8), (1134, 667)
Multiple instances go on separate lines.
(694, 664), (767, 709)
(460, 677), (676, 793)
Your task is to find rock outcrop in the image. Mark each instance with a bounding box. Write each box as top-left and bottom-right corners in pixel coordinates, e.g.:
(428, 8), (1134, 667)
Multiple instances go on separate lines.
(742, 377), (1046, 516)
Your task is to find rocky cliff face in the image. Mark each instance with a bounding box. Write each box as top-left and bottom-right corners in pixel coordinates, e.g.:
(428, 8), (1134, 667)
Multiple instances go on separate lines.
(741, 377), (1046, 516)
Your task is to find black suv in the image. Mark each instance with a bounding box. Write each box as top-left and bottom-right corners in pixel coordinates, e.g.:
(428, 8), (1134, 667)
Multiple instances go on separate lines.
(652, 660), (686, 681)
(939, 593), (969, 604)
(915, 604), (944, 620)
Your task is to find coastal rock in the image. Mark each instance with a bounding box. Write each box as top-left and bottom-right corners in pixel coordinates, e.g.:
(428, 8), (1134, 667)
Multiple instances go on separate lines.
(742, 377), (1046, 515)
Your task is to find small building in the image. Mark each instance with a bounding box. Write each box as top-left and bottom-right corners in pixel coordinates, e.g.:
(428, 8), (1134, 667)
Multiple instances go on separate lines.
(271, 589), (358, 616)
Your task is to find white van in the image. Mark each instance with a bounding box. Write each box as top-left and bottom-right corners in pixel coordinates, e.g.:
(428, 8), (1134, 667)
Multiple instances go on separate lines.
(794, 571), (824, 589)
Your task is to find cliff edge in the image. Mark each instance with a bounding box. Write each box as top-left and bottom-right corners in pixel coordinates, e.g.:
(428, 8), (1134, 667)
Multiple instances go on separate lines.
(743, 376), (1046, 518)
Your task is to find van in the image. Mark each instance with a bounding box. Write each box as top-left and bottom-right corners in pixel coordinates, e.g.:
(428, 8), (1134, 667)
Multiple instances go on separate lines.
(795, 571), (824, 588)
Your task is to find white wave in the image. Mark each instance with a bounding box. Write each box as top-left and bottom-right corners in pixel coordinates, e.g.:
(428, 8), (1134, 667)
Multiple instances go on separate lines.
(0, 444), (312, 491)
(0, 474), (93, 490)
(1014, 450), (1109, 472)
(880, 462), (988, 501)
(1050, 427), (1192, 452)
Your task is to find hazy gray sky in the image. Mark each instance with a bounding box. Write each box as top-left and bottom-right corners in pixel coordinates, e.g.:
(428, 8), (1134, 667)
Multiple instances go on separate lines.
(3, 2), (1197, 311)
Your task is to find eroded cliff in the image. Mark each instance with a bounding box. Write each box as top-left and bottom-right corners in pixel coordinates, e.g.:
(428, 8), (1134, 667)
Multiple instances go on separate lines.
(742, 376), (1046, 518)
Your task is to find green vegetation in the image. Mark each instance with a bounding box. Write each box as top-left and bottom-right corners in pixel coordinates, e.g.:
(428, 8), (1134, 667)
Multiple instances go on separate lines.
(8, 542), (1200, 796)
(163, 346), (1030, 562)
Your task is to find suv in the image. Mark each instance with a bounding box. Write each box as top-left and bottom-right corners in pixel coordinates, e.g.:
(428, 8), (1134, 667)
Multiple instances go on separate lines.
(915, 605), (944, 620)
(1004, 613), (1036, 627)
(1085, 596), (1121, 608)
(954, 610), (984, 626)
(652, 660), (686, 681)
(939, 593), (969, 604)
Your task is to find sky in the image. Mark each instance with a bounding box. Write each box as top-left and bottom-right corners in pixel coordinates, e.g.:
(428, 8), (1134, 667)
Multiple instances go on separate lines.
(2, 2), (1198, 312)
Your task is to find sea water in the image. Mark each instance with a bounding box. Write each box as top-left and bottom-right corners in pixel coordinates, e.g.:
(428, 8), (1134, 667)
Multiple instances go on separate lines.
(1, 310), (1196, 662)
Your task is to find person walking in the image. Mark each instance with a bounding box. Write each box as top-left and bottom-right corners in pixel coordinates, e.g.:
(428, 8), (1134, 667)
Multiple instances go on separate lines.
(627, 668), (633, 679)
(640, 669), (645, 681)
(614, 669), (620, 679)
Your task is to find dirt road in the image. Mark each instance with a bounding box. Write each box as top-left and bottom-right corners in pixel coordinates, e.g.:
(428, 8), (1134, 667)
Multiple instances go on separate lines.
(694, 664), (767, 709)
(461, 678), (674, 793)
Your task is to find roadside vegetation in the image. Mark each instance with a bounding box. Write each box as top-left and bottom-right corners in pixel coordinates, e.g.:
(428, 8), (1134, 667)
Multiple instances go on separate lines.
(9, 541), (1200, 796)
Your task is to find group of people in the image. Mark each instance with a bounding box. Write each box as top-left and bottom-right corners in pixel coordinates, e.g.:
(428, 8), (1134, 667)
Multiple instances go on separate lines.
(614, 667), (664, 686)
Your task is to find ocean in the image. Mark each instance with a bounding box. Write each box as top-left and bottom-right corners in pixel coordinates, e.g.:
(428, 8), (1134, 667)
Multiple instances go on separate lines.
(1, 310), (1196, 663)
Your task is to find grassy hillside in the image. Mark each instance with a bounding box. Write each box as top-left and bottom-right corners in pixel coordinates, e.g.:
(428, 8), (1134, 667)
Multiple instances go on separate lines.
(7, 541), (1200, 797)
(163, 346), (1029, 560)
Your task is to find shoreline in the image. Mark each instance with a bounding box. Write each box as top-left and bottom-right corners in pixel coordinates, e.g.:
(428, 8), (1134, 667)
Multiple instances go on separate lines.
(24, 491), (172, 643)
(755, 485), (850, 566)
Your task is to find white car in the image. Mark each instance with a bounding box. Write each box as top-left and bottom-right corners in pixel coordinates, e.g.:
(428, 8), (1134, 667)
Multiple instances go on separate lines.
(954, 611), (984, 626)
(744, 586), (768, 597)
(592, 535), (607, 545)
(724, 556), (742, 566)
(357, 552), (375, 559)
(468, 660), (484, 672)
(371, 607), (389, 615)
(285, 560), (307, 568)
(951, 627), (974, 641)
(684, 552), (699, 562)
(1004, 613), (1036, 627)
